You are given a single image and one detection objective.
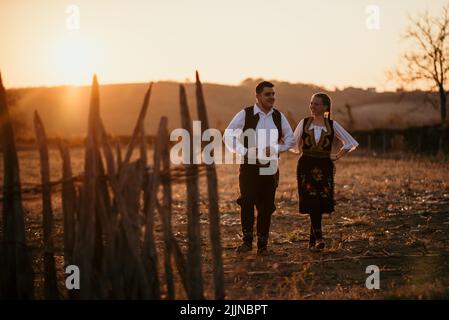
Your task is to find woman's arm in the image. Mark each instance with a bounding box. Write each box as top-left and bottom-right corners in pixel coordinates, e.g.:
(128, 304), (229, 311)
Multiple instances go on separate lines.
(331, 120), (359, 161)
(289, 118), (304, 154)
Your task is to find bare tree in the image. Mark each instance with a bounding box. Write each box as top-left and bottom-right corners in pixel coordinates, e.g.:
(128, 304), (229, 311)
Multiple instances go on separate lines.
(393, 4), (449, 124)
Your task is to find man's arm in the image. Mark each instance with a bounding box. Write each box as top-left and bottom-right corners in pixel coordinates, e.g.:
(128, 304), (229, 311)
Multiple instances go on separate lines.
(223, 110), (248, 156)
(277, 113), (295, 153)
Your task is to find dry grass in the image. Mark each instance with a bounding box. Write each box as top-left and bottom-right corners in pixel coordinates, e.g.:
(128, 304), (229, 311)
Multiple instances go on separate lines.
(1, 149), (449, 299)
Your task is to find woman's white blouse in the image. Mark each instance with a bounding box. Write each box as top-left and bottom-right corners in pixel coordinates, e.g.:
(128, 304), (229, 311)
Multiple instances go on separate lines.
(292, 118), (359, 152)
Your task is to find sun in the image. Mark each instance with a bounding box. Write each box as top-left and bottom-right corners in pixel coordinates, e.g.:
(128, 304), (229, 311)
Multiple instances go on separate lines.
(51, 32), (99, 85)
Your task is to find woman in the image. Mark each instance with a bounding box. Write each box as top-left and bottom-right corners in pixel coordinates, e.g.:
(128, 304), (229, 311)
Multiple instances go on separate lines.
(293, 92), (359, 251)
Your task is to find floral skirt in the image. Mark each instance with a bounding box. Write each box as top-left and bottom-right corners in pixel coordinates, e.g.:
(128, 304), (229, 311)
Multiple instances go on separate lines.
(296, 154), (335, 214)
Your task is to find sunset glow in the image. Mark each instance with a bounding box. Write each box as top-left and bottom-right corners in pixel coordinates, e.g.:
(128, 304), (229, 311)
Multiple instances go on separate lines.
(50, 32), (100, 85)
(0, 0), (447, 89)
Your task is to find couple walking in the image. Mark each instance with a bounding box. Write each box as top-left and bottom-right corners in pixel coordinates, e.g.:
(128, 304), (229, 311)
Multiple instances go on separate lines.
(223, 81), (359, 255)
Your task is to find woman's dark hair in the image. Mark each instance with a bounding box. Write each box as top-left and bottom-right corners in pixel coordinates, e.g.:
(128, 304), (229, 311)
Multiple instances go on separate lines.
(313, 92), (332, 119)
(256, 81), (274, 94)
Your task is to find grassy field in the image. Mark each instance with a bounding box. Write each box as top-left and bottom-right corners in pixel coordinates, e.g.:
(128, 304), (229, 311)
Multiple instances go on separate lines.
(1, 149), (449, 299)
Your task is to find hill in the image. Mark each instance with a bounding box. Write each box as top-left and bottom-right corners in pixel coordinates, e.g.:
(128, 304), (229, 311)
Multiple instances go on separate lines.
(6, 78), (441, 138)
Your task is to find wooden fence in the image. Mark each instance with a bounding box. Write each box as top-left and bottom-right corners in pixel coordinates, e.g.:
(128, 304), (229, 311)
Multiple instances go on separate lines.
(0, 71), (224, 299)
(351, 125), (449, 155)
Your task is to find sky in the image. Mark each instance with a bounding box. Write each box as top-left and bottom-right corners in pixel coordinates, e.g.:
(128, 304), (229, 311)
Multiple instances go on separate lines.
(0, 0), (447, 90)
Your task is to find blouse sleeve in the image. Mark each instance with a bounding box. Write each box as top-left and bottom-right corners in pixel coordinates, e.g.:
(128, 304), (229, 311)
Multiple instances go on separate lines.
(290, 118), (304, 153)
(223, 110), (247, 156)
(333, 120), (359, 152)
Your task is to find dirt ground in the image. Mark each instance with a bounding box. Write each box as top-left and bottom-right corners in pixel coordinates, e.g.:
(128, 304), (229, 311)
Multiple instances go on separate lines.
(197, 152), (449, 299)
(3, 150), (449, 299)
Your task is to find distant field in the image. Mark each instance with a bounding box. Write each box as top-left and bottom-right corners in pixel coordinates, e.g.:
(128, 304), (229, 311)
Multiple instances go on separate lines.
(2, 149), (449, 299)
(7, 80), (440, 139)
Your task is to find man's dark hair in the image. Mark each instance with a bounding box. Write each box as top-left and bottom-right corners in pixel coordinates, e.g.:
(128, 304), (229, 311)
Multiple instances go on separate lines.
(255, 81), (274, 94)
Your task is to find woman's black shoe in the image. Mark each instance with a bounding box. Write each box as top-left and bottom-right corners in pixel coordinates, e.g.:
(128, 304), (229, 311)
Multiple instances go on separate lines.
(316, 240), (325, 250)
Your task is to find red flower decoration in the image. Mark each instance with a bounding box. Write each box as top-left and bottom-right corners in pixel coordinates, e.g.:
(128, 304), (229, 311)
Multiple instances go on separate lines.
(312, 167), (323, 181)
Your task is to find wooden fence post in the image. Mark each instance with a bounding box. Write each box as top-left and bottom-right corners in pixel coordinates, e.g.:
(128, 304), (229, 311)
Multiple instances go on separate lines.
(179, 84), (204, 299)
(157, 117), (176, 299)
(367, 134), (372, 153)
(33, 111), (59, 300)
(119, 83), (153, 189)
(195, 71), (225, 300)
(98, 121), (152, 299)
(142, 117), (164, 299)
(56, 139), (78, 299)
(116, 139), (122, 174)
(0, 71), (34, 299)
(74, 74), (101, 298)
(417, 129), (422, 153)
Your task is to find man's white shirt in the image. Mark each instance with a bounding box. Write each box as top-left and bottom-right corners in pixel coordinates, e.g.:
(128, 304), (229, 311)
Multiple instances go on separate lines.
(223, 104), (295, 158)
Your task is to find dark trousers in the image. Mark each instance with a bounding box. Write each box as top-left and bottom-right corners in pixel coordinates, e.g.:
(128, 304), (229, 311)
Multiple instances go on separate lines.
(237, 164), (279, 249)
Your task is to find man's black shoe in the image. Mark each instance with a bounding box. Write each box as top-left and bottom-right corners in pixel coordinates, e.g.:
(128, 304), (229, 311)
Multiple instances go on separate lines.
(236, 243), (252, 253)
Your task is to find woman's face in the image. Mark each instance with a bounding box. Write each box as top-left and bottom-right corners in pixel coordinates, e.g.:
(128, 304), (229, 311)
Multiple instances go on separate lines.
(309, 96), (326, 117)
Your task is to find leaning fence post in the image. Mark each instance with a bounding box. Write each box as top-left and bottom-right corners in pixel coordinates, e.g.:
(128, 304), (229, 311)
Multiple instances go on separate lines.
(168, 225), (190, 298)
(367, 134), (372, 153)
(97, 112), (152, 299)
(382, 130), (387, 153)
(56, 139), (78, 299)
(195, 71), (225, 300)
(157, 117), (176, 299)
(0, 72), (34, 299)
(417, 129), (423, 153)
(142, 117), (163, 299)
(119, 83), (153, 188)
(179, 84), (204, 299)
(115, 139), (122, 174)
(33, 111), (59, 300)
(141, 121), (151, 221)
(57, 139), (77, 267)
(97, 120), (134, 299)
(74, 74), (101, 299)
(158, 118), (191, 298)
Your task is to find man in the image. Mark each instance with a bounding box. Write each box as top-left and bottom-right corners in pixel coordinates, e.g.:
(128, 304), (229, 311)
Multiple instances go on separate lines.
(223, 81), (295, 255)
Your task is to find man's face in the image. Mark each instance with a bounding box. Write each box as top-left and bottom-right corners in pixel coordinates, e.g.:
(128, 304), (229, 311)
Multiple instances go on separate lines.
(256, 87), (275, 109)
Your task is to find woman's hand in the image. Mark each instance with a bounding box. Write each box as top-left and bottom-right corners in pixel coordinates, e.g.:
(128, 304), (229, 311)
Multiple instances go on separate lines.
(330, 154), (339, 161)
(331, 149), (349, 161)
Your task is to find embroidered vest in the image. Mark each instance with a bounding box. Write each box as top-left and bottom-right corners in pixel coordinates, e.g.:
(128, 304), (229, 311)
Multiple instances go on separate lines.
(301, 117), (334, 158)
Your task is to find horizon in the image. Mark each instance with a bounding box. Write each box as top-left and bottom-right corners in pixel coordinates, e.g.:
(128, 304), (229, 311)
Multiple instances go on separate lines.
(1, 74), (433, 94)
